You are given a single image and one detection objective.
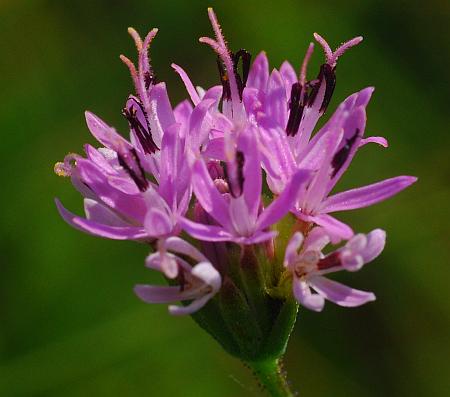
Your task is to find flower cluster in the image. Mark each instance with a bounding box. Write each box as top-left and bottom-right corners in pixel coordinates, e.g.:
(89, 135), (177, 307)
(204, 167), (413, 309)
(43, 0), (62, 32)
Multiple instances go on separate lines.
(55, 8), (416, 325)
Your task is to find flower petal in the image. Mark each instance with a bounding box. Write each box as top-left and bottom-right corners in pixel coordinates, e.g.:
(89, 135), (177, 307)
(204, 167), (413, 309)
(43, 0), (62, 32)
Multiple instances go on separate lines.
(293, 279), (325, 312)
(321, 176), (418, 213)
(359, 136), (388, 148)
(284, 232), (303, 267)
(309, 276), (376, 307)
(55, 199), (147, 240)
(247, 51), (269, 92)
(171, 63), (201, 105)
(179, 217), (235, 242)
(85, 111), (131, 151)
(305, 213), (353, 242)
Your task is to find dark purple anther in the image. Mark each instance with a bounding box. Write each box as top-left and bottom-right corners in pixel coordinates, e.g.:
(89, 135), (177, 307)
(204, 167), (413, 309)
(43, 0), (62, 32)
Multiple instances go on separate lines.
(286, 82), (307, 137)
(118, 148), (149, 192)
(223, 151), (245, 198)
(122, 97), (159, 154)
(331, 129), (360, 177)
(317, 252), (341, 270)
(216, 57), (232, 101)
(232, 49), (251, 100)
(144, 70), (155, 90)
(307, 63), (336, 114)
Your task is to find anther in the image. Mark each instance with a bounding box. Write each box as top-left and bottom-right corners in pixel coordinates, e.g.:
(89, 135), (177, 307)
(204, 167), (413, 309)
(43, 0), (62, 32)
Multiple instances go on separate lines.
(117, 148), (149, 192)
(317, 252), (341, 270)
(307, 63), (336, 114)
(232, 49), (252, 100)
(216, 57), (231, 101)
(331, 128), (360, 177)
(122, 97), (159, 154)
(223, 150), (245, 198)
(286, 82), (306, 137)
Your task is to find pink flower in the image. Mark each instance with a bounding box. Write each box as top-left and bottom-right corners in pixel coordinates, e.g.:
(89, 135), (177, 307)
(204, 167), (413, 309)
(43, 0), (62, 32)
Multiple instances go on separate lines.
(284, 228), (385, 311)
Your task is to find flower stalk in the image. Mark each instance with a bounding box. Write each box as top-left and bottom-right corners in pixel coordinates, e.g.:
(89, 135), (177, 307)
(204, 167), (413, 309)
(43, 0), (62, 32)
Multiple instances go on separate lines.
(248, 358), (295, 397)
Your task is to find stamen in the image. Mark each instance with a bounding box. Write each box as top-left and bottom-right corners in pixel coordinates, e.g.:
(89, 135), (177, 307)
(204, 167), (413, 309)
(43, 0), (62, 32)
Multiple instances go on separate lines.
(286, 44), (315, 136)
(122, 97), (159, 154)
(307, 63), (336, 113)
(317, 252), (341, 270)
(54, 153), (79, 177)
(200, 8), (242, 109)
(232, 49), (252, 99)
(119, 54), (139, 92)
(299, 43), (314, 86)
(314, 33), (363, 68)
(117, 148), (149, 192)
(223, 150), (245, 198)
(331, 128), (360, 177)
(216, 57), (231, 101)
(313, 33), (333, 64)
(331, 36), (363, 65)
(286, 82), (305, 137)
(127, 27), (143, 52)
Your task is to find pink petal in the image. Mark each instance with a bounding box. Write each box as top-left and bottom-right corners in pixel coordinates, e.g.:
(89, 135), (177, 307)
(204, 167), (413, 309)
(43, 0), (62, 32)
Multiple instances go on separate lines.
(359, 136), (388, 148)
(55, 199), (147, 240)
(134, 285), (184, 303)
(247, 51), (269, 92)
(164, 237), (208, 263)
(239, 127), (262, 218)
(171, 63), (201, 105)
(309, 276), (376, 307)
(306, 214), (353, 242)
(179, 217), (234, 242)
(293, 279), (325, 312)
(84, 198), (129, 226)
(284, 232), (303, 267)
(321, 176), (418, 213)
(85, 111), (131, 151)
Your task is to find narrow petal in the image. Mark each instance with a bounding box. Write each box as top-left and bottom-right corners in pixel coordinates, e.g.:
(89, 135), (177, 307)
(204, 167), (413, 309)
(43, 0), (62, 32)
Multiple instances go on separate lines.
(190, 261), (221, 292)
(247, 51), (269, 92)
(55, 199), (147, 240)
(293, 279), (325, 312)
(306, 214), (353, 242)
(76, 158), (146, 222)
(84, 198), (130, 226)
(321, 176), (418, 213)
(85, 111), (131, 151)
(171, 63), (201, 105)
(279, 60), (297, 97)
(359, 136), (388, 148)
(147, 82), (176, 147)
(168, 293), (213, 316)
(256, 170), (311, 231)
(284, 232), (303, 267)
(309, 276), (376, 307)
(239, 127), (262, 218)
(179, 217), (235, 242)
(134, 285), (184, 303)
(144, 207), (173, 237)
(164, 237), (209, 263)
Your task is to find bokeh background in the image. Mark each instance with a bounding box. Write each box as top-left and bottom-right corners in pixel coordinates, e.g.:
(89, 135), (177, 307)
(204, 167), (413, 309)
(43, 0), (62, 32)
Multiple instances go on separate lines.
(1, 0), (449, 396)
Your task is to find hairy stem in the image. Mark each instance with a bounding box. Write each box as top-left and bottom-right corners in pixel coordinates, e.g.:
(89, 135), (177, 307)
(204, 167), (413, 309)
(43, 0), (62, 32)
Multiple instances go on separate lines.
(248, 358), (295, 397)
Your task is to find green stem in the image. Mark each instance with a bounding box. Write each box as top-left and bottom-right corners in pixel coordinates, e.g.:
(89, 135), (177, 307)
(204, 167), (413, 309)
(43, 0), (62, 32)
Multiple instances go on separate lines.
(248, 358), (295, 397)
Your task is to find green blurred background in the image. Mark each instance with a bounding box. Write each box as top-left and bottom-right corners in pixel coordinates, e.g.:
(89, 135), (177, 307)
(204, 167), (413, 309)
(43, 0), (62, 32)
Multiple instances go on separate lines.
(1, 0), (449, 396)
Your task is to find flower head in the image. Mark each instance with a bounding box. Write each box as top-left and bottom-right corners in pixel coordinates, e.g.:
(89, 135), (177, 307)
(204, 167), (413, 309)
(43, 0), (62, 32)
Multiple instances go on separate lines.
(55, 7), (416, 340)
